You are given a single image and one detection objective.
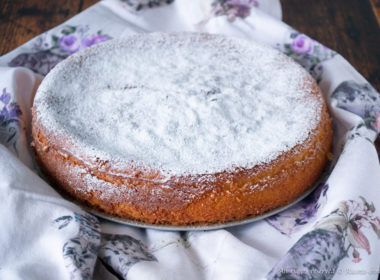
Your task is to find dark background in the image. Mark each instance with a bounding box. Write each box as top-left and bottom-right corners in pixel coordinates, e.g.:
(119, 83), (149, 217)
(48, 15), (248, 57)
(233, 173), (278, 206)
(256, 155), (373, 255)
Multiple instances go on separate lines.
(1, 0), (379, 90)
(1, 0), (380, 156)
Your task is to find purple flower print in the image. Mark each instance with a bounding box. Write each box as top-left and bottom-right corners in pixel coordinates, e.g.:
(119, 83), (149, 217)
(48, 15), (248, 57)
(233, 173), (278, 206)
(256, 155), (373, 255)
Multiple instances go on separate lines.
(8, 25), (112, 76)
(81, 34), (109, 48)
(269, 196), (380, 279)
(54, 213), (100, 280)
(348, 223), (370, 255)
(9, 51), (67, 76)
(278, 30), (336, 83)
(0, 89), (11, 104)
(0, 88), (22, 123)
(99, 234), (157, 278)
(225, 0), (258, 18)
(57, 31), (110, 53)
(314, 197), (380, 264)
(0, 88), (23, 154)
(291, 34), (314, 54)
(58, 34), (81, 53)
(119, 0), (174, 11)
(374, 113), (380, 132)
(268, 229), (345, 279)
(208, 0), (259, 22)
(7, 102), (22, 118)
(266, 183), (329, 236)
(332, 80), (380, 133)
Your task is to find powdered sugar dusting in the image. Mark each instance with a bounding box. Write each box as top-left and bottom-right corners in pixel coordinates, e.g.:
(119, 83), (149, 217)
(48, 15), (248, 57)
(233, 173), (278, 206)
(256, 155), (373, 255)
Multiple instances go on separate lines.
(34, 33), (322, 176)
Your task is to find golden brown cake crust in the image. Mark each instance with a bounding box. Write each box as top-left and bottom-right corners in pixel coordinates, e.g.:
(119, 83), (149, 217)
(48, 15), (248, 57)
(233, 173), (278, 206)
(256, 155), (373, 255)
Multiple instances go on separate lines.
(31, 33), (333, 226)
(32, 82), (332, 225)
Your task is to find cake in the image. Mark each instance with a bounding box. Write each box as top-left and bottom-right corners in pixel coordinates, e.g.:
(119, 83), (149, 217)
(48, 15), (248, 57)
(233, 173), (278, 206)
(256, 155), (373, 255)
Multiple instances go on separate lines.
(32, 32), (332, 225)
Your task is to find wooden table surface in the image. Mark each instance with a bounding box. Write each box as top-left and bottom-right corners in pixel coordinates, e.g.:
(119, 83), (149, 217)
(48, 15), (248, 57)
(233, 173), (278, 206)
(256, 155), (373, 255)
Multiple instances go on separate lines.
(1, 0), (380, 157)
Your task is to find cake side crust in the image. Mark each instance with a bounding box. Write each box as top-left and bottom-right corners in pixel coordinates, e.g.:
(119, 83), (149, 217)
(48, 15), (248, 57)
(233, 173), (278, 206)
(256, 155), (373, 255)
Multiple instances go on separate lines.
(32, 87), (332, 225)
(31, 33), (333, 225)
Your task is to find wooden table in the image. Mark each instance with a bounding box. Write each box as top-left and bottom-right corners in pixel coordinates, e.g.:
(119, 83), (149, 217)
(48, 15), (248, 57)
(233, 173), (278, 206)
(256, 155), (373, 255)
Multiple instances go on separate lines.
(1, 0), (380, 157)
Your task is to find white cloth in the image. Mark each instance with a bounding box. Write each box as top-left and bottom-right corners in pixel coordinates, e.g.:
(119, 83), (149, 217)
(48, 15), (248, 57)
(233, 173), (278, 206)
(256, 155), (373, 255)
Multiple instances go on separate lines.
(1, 1), (379, 279)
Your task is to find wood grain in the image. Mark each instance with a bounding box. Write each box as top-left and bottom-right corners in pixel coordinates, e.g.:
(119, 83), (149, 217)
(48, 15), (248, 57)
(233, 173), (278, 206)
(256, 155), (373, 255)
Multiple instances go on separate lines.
(281, 0), (380, 92)
(370, 0), (380, 25)
(1, 0), (378, 90)
(0, 0), (98, 55)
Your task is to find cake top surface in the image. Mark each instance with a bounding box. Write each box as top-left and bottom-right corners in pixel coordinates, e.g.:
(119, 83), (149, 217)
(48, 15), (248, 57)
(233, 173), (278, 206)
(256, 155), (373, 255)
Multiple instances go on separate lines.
(34, 32), (322, 176)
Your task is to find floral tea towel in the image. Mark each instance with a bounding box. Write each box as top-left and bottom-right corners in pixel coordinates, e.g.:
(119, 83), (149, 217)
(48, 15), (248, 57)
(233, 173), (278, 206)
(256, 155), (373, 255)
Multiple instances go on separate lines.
(0, 0), (379, 279)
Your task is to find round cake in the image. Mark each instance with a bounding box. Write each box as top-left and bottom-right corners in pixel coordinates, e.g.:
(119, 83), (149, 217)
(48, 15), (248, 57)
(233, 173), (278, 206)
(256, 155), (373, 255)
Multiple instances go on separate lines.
(32, 32), (332, 225)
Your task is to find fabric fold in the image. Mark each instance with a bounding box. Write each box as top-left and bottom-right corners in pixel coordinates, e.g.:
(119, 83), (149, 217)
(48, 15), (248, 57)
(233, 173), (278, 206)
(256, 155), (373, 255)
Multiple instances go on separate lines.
(0, 1), (379, 279)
